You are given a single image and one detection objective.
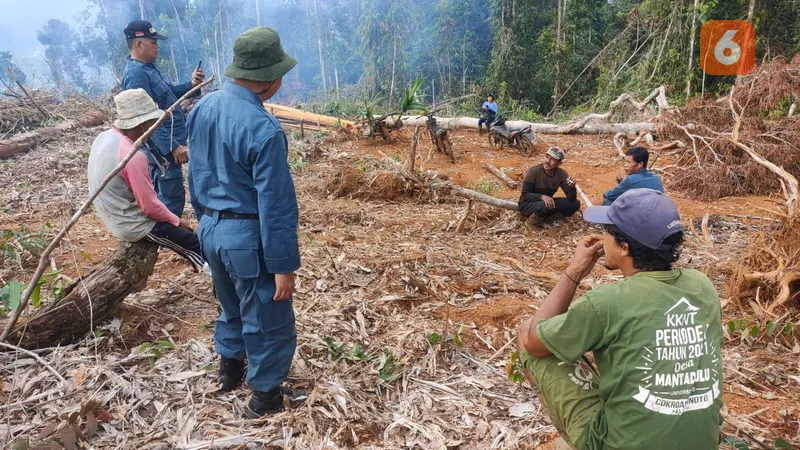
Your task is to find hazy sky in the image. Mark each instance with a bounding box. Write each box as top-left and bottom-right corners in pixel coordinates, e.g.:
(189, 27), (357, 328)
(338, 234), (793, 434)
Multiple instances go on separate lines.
(0, 0), (87, 54)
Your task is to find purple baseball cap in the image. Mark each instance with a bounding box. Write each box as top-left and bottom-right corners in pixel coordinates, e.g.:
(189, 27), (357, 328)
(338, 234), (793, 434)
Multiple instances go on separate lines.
(584, 189), (682, 250)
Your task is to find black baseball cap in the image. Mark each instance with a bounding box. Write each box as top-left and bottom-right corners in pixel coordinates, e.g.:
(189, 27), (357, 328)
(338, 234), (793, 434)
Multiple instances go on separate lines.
(124, 20), (167, 40)
(584, 189), (682, 250)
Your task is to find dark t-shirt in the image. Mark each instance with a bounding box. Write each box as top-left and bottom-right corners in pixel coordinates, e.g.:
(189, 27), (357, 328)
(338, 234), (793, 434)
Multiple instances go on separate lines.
(519, 164), (576, 202)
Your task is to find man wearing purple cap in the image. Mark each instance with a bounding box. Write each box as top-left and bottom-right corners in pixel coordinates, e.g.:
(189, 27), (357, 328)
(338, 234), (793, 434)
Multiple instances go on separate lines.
(516, 189), (723, 449)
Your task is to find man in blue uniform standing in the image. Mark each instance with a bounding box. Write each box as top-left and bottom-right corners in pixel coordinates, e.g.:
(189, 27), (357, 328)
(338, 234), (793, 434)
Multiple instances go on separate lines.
(186, 27), (303, 418)
(122, 20), (205, 217)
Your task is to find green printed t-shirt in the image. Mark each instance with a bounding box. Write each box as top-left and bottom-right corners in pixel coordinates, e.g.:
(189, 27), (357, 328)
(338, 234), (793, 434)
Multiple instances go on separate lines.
(537, 269), (724, 450)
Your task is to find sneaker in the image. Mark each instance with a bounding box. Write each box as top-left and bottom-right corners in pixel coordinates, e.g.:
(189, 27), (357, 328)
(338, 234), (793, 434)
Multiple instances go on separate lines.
(218, 357), (246, 392)
(245, 385), (308, 418)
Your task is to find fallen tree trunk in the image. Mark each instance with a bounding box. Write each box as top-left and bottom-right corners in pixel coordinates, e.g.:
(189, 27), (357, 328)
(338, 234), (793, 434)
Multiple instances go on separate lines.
(0, 114), (106, 159)
(483, 161), (518, 188)
(7, 240), (159, 349)
(397, 116), (655, 135)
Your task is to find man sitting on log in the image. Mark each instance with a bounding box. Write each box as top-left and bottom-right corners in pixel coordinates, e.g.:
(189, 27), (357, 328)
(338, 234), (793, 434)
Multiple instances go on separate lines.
(516, 189), (723, 450)
(478, 94), (498, 134)
(603, 146), (664, 205)
(88, 89), (203, 269)
(518, 147), (580, 229)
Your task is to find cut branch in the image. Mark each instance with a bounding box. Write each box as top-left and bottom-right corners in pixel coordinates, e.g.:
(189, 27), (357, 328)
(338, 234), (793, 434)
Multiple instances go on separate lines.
(445, 182), (519, 211)
(408, 126), (419, 173)
(6, 68), (50, 119)
(455, 200), (473, 234)
(483, 161), (518, 188)
(0, 76), (215, 343)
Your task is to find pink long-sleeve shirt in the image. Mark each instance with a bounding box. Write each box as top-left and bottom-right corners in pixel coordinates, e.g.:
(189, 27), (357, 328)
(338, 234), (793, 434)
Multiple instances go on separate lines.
(88, 129), (179, 242)
(115, 130), (180, 226)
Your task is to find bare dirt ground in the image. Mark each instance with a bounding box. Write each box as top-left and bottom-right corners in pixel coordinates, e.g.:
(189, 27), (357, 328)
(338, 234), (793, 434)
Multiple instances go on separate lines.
(1, 125), (798, 449)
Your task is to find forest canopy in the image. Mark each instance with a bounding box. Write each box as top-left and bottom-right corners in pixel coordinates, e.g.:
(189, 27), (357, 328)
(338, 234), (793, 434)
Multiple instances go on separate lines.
(5, 0), (800, 117)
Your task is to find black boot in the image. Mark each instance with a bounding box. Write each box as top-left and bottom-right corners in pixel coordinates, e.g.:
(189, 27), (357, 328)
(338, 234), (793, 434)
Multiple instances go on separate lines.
(245, 385), (308, 419)
(218, 357), (245, 392)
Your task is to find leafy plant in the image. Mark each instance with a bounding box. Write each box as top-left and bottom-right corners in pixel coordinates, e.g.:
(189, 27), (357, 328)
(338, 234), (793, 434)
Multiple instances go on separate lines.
(399, 76), (426, 114)
(316, 338), (375, 363)
(467, 180), (501, 196)
(139, 339), (176, 370)
(728, 318), (794, 342)
(721, 435), (794, 450)
(1, 223), (51, 264)
(378, 349), (402, 382)
(506, 351), (526, 384)
(289, 148), (309, 170)
(427, 325), (464, 349)
(1, 270), (62, 313)
(13, 399), (113, 450)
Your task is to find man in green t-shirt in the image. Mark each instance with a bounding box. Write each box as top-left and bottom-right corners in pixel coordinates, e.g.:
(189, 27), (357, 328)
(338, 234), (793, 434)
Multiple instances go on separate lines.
(516, 188), (723, 450)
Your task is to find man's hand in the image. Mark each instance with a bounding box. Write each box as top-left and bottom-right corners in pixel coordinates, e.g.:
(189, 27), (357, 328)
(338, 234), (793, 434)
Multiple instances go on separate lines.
(615, 173), (624, 184)
(191, 67), (206, 87)
(566, 234), (604, 281)
(541, 195), (556, 210)
(274, 273), (295, 301)
(178, 219), (193, 231)
(566, 176), (576, 187)
(172, 146), (189, 165)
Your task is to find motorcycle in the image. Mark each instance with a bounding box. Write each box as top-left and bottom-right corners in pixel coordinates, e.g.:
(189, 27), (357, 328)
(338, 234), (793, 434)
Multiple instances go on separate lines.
(425, 112), (455, 163)
(487, 115), (536, 156)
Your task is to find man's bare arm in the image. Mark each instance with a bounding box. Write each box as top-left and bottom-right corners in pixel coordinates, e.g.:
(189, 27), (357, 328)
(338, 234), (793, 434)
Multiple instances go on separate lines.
(518, 235), (604, 357)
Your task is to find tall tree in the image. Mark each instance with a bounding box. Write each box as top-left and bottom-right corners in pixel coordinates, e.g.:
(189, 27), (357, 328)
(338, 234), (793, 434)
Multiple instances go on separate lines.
(37, 19), (88, 91)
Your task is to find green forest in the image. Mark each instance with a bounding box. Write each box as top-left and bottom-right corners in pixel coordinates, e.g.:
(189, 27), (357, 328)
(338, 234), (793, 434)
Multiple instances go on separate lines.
(6, 0), (800, 119)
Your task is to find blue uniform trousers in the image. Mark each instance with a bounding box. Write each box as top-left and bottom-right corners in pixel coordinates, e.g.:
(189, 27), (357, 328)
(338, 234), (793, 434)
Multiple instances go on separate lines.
(143, 149), (186, 218)
(198, 213), (297, 393)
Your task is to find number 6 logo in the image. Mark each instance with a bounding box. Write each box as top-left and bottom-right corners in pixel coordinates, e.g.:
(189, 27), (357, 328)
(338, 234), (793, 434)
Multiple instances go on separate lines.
(700, 20), (755, 75)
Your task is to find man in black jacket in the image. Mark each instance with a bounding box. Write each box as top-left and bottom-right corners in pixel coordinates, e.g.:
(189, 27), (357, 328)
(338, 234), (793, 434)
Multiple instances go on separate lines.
(518, 147), (580, 229)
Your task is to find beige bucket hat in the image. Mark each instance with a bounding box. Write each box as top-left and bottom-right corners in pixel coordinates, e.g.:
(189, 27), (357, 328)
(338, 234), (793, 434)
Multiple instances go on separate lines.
(113, 88), (164, 130)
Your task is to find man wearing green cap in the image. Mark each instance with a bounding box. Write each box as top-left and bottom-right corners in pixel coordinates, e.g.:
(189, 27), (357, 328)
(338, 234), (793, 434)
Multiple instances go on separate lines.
(186, 27), (304, 418)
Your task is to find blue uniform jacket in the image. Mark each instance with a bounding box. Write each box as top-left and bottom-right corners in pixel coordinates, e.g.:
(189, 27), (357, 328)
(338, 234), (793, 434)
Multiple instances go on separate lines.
(121, 57), (192, 159)
(186, 82), (300, 274)
(603, 168), (664, 205)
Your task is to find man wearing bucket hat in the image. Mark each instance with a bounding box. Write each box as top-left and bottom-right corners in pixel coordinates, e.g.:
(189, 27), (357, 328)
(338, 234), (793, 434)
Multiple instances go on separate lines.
(518, 147), (581, 229)
(186, 27), (304, 418)
(87, 89), (203, 269)
(121, 20), (206, 218)
(516, 189), (724, 449)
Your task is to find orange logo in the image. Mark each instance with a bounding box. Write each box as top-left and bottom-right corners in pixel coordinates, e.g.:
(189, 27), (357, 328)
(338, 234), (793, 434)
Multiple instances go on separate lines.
(700, 20), (755, 75)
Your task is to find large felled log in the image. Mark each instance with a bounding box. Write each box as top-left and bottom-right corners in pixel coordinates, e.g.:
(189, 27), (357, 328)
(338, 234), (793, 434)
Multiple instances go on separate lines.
(397, 116), (655, 134)
(8, 240), (158, 349)
(0, 114), (106, 159)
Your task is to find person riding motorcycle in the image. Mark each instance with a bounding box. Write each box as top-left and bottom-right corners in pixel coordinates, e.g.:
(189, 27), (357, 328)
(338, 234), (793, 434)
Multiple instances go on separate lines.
(478, 94), (498, 135)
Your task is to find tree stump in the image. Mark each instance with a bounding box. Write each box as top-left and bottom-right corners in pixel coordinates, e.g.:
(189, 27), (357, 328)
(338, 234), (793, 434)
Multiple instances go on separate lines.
(8, 239), (159, 349)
